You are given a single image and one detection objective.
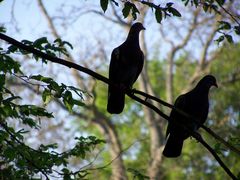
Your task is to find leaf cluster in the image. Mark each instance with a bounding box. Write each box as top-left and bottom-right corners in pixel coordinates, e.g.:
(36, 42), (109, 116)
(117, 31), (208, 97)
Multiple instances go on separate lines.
(99, 0), (239, 44)
(6, 37), (73, 63)
(0, 40), (105, 179)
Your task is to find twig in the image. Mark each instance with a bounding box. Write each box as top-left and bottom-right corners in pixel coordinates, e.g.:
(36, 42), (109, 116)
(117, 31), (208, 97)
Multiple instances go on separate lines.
(201, 126), (240, 156)
(192, 132), (237, 180)
(215, 1), (240, 26)
(0, 33), (237, 179)
(85, 137), (148, 172)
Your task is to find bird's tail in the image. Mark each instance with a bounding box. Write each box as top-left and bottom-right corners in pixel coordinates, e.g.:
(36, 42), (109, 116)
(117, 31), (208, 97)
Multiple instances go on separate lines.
(162, 134), (183, 158)
(107, 86), (125, 114)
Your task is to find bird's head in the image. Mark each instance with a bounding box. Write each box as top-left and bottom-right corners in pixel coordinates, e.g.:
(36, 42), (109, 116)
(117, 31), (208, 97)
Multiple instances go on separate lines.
(130, 22), (145, 33)
(197, 75), (218, 89)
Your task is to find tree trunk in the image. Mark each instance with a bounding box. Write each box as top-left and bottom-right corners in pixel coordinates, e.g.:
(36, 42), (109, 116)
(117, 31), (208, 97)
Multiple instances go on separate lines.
(92, 107), (127, 180)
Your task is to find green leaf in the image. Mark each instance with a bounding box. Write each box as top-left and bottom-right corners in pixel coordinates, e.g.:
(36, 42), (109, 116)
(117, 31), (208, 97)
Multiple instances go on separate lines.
(0, 54), (22, 74)
(72, 99), (85, 106)
(203, 3), (209, 12)
(33, 37), (48, 48)
(168, 7), (181, 17)
(166, 2), (174, 7)
(234, 26), (240, 35)
(110, 0), (118, 6)
(131, 3), (140, 20)
(214, 142), (221, 154)
(62, 41), (73, 49)
(0, 130), (9, 142)
(0, 26), (6, 33)
(4, 147), (17, 161)
(30, 74), (53, 83)
(3, 96), (21, 103)
(141, 1), (154, 8)
(183, 0), (190, 6)
(216, 0), (225, 6)
(215, 35), (224, 44)
(225, 34), (233, 43)
(122, 2), (132, 18)
(19, 105), (53, 118)
(21, 40), (32, 46)
(0, 74), (5, 90)
(42, 89), (52, 104)
(218, 21), (231, 30)
(100, 0), (108, 12)
(155, 8), (162, 23)
(48, 81), (60, 92)
(6, 45), (18, 54)
(63, 91), (74, 112)
(193, 0), (199, 7)
(22, 117), (37, 128)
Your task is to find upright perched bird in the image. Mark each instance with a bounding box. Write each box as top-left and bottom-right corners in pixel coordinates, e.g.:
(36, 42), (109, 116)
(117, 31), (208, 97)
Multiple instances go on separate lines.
(163, 75), (218, 158)
(107, 22), (145, 114)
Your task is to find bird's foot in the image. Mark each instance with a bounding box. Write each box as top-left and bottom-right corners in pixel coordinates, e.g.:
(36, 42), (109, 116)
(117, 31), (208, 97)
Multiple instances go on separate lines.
(192, 131), (202, 142)
(128, 87), (135, 95)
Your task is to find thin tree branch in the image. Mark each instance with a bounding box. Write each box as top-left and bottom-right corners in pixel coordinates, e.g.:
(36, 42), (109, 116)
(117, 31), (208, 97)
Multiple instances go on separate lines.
(132, 89), (240, 156)
(84, 137), (148, 172)
(191, 132), (237, 180)
(215, 1), (240, 26)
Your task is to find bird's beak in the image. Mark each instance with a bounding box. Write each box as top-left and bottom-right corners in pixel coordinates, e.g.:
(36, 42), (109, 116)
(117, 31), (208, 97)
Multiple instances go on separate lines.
(214, 82), (218, 88)
(142, 26), (146, 30)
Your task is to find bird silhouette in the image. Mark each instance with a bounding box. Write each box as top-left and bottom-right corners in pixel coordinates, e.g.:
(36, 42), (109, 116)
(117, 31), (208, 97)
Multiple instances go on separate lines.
(163, 75), (218, 158)
(107, 22), (145, 114)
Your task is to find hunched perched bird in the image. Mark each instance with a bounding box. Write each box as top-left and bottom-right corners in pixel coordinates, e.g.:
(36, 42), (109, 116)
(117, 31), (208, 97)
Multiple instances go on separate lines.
(107, 22), (145, 114)
(163, 75), (218, 158)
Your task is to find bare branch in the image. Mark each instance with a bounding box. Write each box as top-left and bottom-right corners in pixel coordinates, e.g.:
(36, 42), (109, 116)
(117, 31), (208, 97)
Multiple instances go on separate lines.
(37, 0), (59, 37)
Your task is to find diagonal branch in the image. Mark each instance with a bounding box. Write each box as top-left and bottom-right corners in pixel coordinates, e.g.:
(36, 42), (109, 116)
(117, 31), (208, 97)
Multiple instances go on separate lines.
(132, 89), (240, 156)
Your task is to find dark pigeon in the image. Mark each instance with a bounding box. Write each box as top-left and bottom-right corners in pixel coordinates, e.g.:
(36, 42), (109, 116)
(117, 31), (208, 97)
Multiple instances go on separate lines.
(107, 22), (145, 114)
(163, 75), (218, 158)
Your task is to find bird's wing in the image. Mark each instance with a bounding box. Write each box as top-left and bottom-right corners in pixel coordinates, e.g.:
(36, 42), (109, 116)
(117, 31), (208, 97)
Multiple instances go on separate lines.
(109, 47), (120, 82)
(133, 50), (144, 83)
(166, 94), (187, 137)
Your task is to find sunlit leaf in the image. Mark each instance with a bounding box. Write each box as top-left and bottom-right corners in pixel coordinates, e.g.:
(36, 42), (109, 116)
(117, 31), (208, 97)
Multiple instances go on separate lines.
(33, 37), (48, 48)
(168, 7), (181, 17)
(225, 34), (233, 43)
(100, 0), (108, 12)
(42, 89), (52, 104)
(218, 21), (231, 30)
(155, 8), (162, 23)
(122, 2), (132, 18)
(215, 35), (224, 44)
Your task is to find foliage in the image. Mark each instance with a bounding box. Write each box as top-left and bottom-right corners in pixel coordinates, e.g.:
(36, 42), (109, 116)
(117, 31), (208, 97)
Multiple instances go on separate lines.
(0, 43), (105, 179)
(99, 0), (239, 43)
